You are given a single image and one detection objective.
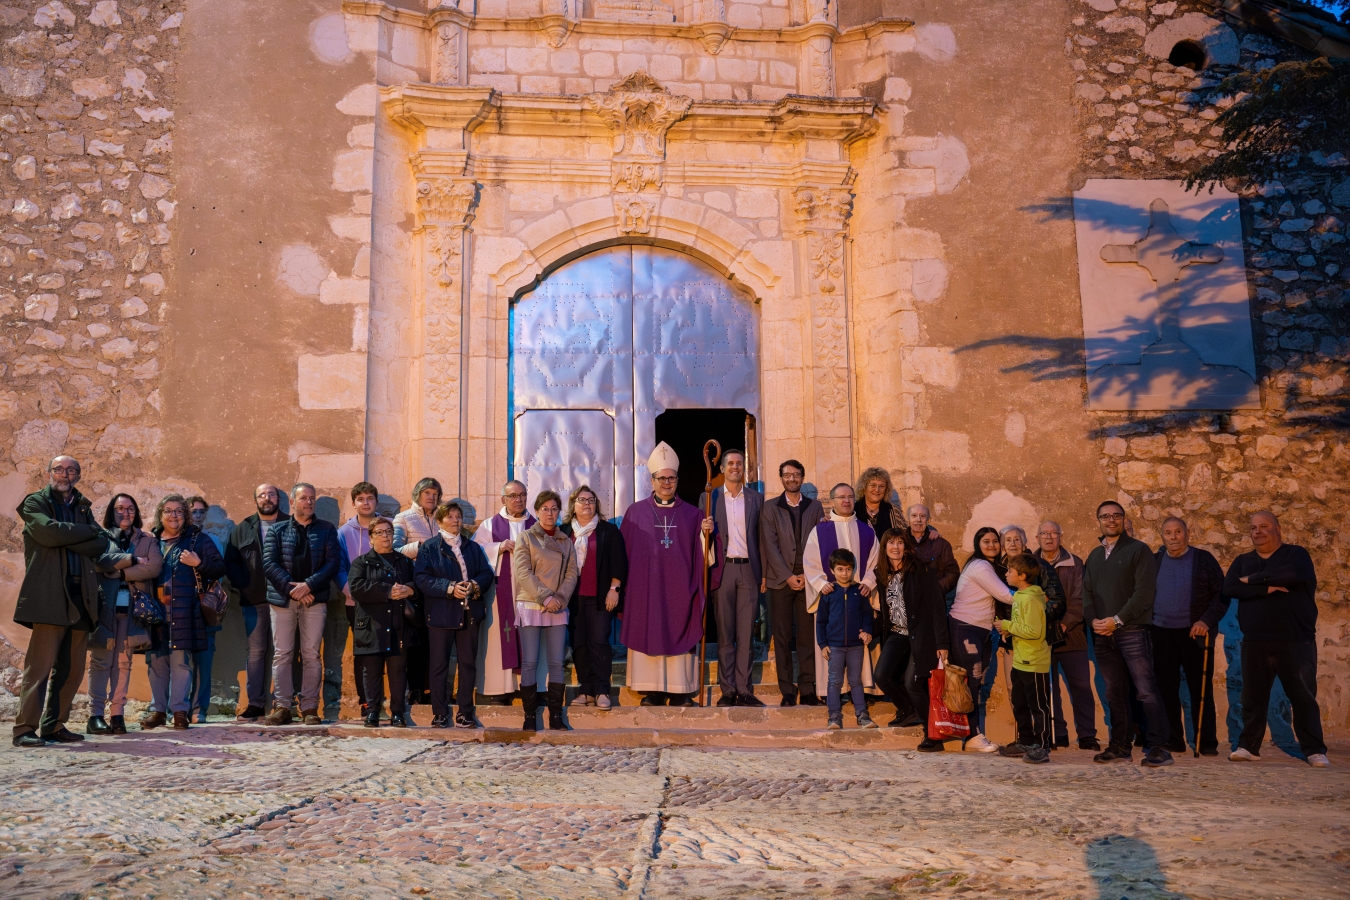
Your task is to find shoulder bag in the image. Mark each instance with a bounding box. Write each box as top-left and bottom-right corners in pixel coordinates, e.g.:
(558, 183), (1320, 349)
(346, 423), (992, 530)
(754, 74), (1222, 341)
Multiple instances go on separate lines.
(193, 534), (229, 626)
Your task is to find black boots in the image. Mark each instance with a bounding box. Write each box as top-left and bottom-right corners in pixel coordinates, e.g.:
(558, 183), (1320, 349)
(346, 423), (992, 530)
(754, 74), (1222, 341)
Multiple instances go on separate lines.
(546, 683), (568, 730)
(521, 685), (539, 732)
(86, 716), (111, 735)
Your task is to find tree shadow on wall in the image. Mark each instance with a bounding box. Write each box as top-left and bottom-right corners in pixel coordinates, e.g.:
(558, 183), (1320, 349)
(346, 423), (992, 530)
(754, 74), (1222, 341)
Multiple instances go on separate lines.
(1085, 834), (1186, 900)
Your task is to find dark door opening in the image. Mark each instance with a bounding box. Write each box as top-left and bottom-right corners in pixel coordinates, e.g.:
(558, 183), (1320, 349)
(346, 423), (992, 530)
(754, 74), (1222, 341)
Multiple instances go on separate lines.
(653, 408), (754, 506)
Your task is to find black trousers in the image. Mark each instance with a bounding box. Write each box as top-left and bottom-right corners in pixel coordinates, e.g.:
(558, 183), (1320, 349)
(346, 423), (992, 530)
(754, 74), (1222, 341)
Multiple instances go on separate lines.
(872, 634), (929, 729)
(1151, 626), (1216, 753)
(1239, 640), (1326, 757)
(344, 605), (368, 710)
(429, 625), (479, 716)
(571, 596), (614, 697)
(1050, 648), (1098, 744)
(360, 653), (406, 715)
(1010, 668), (1054, 749)
(768, 585), (815, 698)
(404, 600), (430, 696)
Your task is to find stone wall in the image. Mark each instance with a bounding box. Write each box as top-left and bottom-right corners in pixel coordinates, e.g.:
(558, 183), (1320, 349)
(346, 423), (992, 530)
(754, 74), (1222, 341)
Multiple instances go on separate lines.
(0, 0), (183, 701)
(1065, 0), (1349, 735)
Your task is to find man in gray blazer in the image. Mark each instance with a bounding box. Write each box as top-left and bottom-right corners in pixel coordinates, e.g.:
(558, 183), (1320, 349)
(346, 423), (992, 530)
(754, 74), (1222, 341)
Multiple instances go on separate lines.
(711, 450), (764, 707)
(759, 459), (824, 706)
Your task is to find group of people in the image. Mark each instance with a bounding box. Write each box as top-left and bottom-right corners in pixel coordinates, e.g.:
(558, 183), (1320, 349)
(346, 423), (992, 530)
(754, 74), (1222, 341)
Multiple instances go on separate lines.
(10, 450), (1331, 771)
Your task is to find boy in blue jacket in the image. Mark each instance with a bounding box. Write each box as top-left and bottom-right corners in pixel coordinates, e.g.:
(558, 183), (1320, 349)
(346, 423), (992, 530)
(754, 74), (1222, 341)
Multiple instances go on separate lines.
(816, 548), (876, 730)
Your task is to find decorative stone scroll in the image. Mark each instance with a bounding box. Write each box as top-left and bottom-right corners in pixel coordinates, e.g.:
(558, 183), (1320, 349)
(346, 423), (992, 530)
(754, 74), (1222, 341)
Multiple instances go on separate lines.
(793, 184), (854, 423)
(583, 71), (693, 194)
(415, 177), (479, 425)
(1072, 179), (1259, 410)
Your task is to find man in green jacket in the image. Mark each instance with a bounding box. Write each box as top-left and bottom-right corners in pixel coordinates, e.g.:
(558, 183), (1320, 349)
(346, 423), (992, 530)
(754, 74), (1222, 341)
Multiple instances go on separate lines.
(1083, 500), (1173, 768)
(12, 456), (113, 747)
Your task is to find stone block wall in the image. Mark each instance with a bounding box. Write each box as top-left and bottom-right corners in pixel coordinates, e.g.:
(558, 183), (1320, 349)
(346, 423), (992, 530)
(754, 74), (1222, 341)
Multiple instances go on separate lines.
(1066, 0), (1348, 735)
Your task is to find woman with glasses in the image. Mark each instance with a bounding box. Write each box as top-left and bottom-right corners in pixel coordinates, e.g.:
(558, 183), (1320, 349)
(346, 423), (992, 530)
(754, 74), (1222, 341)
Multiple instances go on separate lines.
(560, 485), (627, 711)
(87, 494), (162, 735)
(413, 503), (494, 729)
(948, 526), (1012, 753)
(349, 517), (418, 727)
(142, 494), (225, 730)
(512, 491), (578, 730)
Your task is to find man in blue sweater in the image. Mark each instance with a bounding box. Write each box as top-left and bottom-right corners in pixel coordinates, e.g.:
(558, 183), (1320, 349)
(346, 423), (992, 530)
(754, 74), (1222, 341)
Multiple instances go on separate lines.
(1223, 511), (1328, 767)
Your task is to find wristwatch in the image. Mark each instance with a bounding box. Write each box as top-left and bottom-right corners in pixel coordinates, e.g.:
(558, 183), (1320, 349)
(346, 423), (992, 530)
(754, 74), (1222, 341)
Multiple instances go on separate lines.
(1113, 615), (1123, 629)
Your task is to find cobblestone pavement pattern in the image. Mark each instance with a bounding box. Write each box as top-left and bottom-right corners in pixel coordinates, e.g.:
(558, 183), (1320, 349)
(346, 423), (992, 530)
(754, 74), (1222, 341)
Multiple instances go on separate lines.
(1, 730), (1347, 898)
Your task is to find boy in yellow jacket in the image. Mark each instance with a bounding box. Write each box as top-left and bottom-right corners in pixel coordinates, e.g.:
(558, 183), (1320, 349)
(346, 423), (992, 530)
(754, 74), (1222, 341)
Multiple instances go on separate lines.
(996, 552), (1052, 764)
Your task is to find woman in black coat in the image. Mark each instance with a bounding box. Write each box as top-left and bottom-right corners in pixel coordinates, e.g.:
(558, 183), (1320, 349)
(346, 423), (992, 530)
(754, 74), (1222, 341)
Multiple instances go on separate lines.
(871, 527), (949, 750)
(349, 517), (418, 728)
(413, 502), (494, 729)
(560, 485), (627, 710)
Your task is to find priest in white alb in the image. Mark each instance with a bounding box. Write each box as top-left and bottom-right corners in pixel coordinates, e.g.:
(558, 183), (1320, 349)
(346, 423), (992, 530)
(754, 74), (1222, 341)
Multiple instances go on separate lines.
(620, 442), (723, 707)
(472, 480), (536, 702)
(803, 482), (880, 700)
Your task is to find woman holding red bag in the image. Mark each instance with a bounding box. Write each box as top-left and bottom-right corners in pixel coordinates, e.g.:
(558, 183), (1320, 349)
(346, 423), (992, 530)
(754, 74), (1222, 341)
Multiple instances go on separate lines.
(871, 528), (950, 751)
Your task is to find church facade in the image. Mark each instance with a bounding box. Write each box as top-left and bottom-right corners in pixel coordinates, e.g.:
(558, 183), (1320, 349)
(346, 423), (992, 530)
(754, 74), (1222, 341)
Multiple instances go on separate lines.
(0, 0), (1345, 731)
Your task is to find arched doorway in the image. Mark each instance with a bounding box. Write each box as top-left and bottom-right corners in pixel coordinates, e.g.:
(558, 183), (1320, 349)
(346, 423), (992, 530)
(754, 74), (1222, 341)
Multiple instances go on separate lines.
(510, 245), (760, 516)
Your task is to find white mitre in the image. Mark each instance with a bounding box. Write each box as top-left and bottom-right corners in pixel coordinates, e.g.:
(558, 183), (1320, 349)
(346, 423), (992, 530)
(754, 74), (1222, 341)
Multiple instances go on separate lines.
(647, 441), (680, 474)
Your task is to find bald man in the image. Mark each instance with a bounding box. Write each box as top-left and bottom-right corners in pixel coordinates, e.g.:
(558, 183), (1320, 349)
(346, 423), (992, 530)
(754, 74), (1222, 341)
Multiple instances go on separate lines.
(13, 457), (113, 747)
(224, 483), (289, 721)
(1223, 512), (1328, 767)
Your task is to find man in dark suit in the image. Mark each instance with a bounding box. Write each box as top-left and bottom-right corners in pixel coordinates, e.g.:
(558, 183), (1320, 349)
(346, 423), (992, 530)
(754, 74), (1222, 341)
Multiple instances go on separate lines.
(711, 449), (764, 707)
(758, 459), (825, 706)
(223, 483), (289, 722)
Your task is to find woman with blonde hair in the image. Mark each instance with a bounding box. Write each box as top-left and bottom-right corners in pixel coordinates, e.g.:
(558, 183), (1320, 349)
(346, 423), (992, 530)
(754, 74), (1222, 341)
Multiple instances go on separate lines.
(560, 485), (628, 710)
(854, 467), (901, 543)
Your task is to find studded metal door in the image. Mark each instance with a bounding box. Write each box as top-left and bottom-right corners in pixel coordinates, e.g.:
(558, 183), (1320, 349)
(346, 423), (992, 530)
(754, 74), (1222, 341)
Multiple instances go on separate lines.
(511, 245), (759, 516)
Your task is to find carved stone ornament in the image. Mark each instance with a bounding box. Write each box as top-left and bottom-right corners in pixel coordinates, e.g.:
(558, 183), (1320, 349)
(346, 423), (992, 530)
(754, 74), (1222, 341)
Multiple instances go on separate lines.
(584, 71), (693, 192)
(614, 194), (656, 234)
(416, 178), (479, 229)
(535, 0), (576, 48)
(593, 0), (675, 24)
(792, 184), (854, 423)
(431, 21), (462, 86)
(792, 185), (853, 235)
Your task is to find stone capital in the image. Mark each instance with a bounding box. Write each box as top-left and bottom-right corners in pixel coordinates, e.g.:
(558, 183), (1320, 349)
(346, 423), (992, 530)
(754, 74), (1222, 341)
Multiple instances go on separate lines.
(792, 184), (853, 235)
(415, 177), (479, 230)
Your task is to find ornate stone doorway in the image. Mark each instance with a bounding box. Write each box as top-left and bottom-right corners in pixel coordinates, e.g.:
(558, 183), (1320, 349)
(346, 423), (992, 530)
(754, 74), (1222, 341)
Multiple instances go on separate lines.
(510, 244), (759, 516)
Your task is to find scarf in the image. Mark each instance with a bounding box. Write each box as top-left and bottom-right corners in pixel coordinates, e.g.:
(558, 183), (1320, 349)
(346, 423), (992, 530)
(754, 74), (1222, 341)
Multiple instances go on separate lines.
(570, 516), (599, 570)
(440, 528), (468, 579)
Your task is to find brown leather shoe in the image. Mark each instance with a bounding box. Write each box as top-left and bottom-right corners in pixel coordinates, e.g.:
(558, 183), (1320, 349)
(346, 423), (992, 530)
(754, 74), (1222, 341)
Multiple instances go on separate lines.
(262, 707), (293, 727)
(139, 711), (167, 730)
(301, 709), (322, 725)
(172, 712), (190, 730)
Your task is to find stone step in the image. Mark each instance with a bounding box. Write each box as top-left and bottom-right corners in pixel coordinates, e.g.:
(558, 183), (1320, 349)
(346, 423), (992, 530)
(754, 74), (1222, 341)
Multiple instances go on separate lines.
(401, 700), (903, 731)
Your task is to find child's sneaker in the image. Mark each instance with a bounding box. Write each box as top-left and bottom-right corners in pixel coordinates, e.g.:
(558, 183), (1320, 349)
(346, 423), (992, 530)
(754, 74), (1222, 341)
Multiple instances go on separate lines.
(826, 716), (843, 730)
(964, 733), (999, 753)
(856, 714), (878, 729)
(1022, 747), (1050, 764)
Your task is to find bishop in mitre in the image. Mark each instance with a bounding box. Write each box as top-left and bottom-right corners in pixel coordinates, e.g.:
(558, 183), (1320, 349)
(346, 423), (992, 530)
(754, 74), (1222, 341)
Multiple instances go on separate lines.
(620, 442), (723, 706)
(803, 482), (880, 700)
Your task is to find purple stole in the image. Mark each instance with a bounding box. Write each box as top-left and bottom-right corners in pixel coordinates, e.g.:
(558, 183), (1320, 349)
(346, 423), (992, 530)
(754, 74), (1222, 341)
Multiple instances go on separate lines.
(491, 513), (536, 671)
(816, 518), (876, 585)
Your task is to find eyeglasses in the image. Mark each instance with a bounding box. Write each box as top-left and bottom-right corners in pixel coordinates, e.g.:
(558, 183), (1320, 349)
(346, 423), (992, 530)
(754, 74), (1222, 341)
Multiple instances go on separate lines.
(575, 497), (596, 505)
(653, 476), (677, 485)
(1036, 531), (1059, 538)
(50, 466), (79, 475)
(504, 492), (527, 500)
(370, 529), (394, 537)
(1098, 513), (1125, 521)
(162, 509), (184, 518)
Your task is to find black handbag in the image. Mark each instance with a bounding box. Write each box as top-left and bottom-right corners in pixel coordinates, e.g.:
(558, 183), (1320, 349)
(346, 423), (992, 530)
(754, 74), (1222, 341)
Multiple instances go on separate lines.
(192, 535), (229, 626)
(131, 588), (165, 626)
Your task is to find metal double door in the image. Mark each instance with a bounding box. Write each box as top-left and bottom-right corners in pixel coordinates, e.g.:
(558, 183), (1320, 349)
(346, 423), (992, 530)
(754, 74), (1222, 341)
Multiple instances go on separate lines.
(511, 245), (759, 517)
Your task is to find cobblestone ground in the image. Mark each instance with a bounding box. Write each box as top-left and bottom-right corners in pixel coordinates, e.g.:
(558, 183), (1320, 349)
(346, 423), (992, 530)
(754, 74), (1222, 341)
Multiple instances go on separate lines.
(0, 729), (1347, 899)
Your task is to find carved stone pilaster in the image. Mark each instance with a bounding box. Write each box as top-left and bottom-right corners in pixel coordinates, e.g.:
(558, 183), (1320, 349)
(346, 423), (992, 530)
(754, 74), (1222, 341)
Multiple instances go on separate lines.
(430, 20), (464, 86)
(802, 34), (836, 97)
(415, 177), (479, 426)
(794, 185), (854, 423)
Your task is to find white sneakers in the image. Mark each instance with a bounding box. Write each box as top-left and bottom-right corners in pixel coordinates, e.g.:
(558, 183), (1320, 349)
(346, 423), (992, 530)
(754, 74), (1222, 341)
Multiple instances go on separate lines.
(964, 733), (999, 753)
(571, 694), (593, 707)
(595, 694), (613, 711)
(1229, 748), (1260, 761)
(1308, 753), (1331, 768)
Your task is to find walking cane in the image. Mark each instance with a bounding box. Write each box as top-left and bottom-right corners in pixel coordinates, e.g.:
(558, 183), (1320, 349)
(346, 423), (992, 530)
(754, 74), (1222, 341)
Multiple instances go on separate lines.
(1195, 630), (1213, 758)
(698, 439), (721, 708)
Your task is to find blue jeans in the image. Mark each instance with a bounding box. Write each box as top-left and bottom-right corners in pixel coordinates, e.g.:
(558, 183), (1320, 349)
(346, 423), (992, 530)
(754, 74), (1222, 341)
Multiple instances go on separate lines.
(147, 649), (195, 715)
(190, 632), (216, 720)
(240, 604), (272, 711)
(1093, 626), (1168, 750)
(519, 624), (566, 687)
(826, 645), (866, 720)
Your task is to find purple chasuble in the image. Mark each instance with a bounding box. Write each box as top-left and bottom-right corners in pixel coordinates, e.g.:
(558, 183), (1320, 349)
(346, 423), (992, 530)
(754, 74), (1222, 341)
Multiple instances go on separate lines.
(491, 512), (536, 670)
(816, 519), (876, 585)
(619, 497), (723, 657)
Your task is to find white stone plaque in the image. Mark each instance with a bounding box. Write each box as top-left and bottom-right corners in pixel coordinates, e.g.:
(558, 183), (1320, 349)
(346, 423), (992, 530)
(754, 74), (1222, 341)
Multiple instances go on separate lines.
(1072, 179), (1260, 410)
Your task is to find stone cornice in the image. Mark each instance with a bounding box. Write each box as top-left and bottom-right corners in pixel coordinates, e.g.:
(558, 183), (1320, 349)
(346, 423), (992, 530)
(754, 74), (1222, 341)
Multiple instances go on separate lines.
(382, 84), (878, 146)
(343, 0), (911, 45)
